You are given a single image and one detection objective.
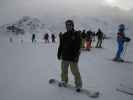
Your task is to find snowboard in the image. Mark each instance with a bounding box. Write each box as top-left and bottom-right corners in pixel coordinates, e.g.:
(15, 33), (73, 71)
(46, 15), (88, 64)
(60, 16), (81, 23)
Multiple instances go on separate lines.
(49, 78), (100, 98)
(114, 60), (133, 64)
(116, 84), (133, 95)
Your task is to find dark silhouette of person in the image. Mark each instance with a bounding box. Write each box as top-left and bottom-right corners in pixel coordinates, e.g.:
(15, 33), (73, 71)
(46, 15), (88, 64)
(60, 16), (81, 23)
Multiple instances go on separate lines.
(95, 29), (104, 48)
(44, 33), (49, 43)
(51, 34), (56, 43)
(32, 34), (36, 43)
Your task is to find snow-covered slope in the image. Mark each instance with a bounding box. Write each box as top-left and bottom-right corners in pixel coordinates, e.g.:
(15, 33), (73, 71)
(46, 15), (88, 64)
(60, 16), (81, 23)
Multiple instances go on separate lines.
(0, 33), (133, 100)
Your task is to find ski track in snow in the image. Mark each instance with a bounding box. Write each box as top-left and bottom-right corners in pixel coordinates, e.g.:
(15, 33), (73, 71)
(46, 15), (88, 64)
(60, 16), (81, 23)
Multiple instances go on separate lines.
(0, 35), (133, 100)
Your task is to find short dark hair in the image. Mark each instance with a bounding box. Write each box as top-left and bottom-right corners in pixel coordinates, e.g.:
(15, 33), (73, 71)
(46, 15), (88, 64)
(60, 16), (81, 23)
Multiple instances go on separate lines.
(65, 19), (74, 26)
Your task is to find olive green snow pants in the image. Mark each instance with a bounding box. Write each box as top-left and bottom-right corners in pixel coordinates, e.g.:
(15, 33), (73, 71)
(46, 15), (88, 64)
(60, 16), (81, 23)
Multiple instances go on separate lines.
(61, 60), (82, 88)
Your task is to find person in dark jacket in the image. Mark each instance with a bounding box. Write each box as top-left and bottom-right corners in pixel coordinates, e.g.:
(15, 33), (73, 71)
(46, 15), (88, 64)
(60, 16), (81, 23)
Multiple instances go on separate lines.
(51, 34), (56, 43)
(95, 29), (104, 48)
(32, 34), (36, 43)
(44, 33), (49, 43)
(57, 19), (82, 91)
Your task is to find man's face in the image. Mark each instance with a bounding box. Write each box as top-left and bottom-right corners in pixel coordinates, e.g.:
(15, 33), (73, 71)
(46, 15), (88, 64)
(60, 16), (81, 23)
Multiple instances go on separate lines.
(66, 22), (74, 32)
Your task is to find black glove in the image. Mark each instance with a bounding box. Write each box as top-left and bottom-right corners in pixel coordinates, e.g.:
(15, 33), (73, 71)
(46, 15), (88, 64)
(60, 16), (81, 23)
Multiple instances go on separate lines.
(124, 37), (131, 42)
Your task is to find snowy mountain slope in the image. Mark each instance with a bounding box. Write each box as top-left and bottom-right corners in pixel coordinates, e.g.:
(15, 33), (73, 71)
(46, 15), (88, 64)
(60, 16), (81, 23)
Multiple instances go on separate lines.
(0, 16), (50, 36)
(0, 34), (133, 100)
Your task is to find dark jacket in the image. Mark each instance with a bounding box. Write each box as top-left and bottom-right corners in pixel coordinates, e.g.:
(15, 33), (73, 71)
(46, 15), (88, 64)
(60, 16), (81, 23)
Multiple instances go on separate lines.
(96, 30), (103, 40)
(57, 30), (81, 62)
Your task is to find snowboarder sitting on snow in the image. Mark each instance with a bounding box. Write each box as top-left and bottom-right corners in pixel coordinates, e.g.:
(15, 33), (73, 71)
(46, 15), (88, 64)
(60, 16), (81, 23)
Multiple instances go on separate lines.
(95, 29), (104, 48)
(9, 37), (13, 43)
(57, 19), (82, 92)
(114, 24), (131, 62)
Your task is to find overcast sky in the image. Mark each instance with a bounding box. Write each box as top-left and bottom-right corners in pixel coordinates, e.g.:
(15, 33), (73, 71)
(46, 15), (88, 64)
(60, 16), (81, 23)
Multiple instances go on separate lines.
(0, 0), (133, 25)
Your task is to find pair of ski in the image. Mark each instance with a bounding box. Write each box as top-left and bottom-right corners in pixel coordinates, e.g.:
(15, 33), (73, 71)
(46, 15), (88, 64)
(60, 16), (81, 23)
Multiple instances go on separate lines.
(49, 78), (100, 98)
(116, 84), (133, 96)
(109, 58), (133, 64)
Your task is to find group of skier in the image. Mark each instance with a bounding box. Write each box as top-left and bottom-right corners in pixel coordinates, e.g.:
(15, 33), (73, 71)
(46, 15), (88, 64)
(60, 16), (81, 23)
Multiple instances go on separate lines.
(31, 33), (56, 43)
(79, 28), (104, 51)
(57, 19), (131, 92)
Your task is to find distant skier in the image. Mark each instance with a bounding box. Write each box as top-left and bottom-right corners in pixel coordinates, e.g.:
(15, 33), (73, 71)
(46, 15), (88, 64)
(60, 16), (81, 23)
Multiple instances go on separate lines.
(44, 33), (49, 43)
(95, 29), (104, 48)
(91, 31), (96, 47)
(57, 19), (82, 92)
(113, 24), (131, 62)
(32, 34), (36, 43)
(84, 30), (93, 51)
(81, 30), (87, 48)
(51, 34), (56, 43)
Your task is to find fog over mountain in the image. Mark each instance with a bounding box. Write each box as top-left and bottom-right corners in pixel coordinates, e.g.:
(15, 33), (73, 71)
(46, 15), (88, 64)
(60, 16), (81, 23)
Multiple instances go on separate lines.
(0, 0), (133, 36)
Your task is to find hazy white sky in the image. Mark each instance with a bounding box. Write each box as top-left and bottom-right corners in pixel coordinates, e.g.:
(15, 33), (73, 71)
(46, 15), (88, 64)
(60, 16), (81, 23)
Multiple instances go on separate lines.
(0, 0), (132, 10)
(103, 0), (133, 10)
(0, 0), (132, 25)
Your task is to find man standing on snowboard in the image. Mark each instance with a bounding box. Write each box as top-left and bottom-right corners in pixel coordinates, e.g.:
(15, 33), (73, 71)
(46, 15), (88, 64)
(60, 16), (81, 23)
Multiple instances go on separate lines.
(57, 19), (82, 92)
